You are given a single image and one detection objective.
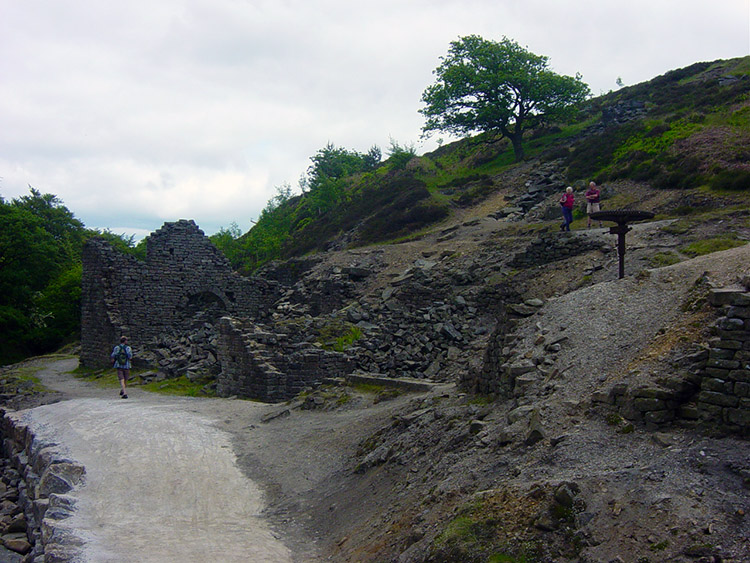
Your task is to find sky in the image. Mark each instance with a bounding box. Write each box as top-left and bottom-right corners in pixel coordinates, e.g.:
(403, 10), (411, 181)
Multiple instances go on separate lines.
(1, 0), (749, 240)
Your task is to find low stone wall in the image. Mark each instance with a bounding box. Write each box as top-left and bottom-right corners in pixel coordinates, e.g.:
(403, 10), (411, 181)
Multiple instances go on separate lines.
(0, 410), (85, 562)
(509, 232), (610, 269)
(215, 317), (355, 402)
(695, 288), (750, 434)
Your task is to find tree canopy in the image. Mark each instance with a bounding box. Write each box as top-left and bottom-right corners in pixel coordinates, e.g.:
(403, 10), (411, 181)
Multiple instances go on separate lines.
(0, 188), (138, 364)
(420, 35), (590, 161)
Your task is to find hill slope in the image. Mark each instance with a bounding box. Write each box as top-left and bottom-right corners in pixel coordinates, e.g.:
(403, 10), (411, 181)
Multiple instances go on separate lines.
(224, 56), (750, 273)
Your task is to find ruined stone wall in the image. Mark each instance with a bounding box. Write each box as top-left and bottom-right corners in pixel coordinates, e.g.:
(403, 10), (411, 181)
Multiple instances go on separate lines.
(215, 317), (354, 402)
(465, 283), (750, 437)
(695, 288), (750, 435)
(81, 220), (282, 368)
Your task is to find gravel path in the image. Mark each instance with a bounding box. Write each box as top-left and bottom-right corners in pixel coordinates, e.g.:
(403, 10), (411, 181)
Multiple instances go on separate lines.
(20, 359), (294, 562)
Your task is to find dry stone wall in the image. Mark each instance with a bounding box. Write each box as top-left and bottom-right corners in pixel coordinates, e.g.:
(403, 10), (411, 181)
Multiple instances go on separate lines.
(695, 288), (750, 434)
(466, 282), (750, 437)
(81, 220), (282, 369)
(0, 410), (85, 562)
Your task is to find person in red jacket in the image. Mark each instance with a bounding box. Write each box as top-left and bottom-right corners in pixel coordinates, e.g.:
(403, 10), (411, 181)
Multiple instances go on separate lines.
(559, 186), (575, 231)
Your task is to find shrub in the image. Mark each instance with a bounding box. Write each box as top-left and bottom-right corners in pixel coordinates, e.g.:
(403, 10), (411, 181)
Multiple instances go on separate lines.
(710, 169), (750, 191)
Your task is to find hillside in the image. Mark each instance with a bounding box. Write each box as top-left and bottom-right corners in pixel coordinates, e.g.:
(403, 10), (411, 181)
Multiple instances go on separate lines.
(237, 244), (750, 563)
(223, 56), (750, 273)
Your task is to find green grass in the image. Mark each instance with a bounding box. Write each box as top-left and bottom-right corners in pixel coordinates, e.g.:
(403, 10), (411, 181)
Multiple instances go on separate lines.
(73, 365), (216, 397)
(1, 365), (49, 393)
(349, 381), (387, 394)
(141, 375), (216, 397)
(649, 251), (682, 267)
(489, 555), (528, 563)
(317, 320), (363, 352)
(680, 236), (746, 257)
(73, 366), (128, 388)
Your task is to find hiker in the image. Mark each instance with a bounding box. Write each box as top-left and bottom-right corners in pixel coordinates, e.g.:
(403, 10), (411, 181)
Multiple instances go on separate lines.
(111, 336), (132, 399)
(585, 181), (603, 228)
(559, 186), (575, 231)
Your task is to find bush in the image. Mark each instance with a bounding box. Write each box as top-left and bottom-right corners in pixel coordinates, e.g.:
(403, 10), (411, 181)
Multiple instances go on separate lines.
(710, 169), (750, 191)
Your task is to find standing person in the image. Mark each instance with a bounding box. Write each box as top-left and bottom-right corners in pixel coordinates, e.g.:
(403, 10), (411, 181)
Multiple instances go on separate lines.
(585, 181), (603, 228)
(111, 336), (132, 399)
(559, 186), (575, 231)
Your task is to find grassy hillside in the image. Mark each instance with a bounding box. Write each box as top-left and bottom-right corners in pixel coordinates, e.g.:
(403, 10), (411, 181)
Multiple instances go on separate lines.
(218, 56), (750, 274)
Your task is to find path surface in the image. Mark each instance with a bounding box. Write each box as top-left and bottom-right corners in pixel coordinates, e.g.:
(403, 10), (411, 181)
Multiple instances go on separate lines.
(20, 359), (293, 562)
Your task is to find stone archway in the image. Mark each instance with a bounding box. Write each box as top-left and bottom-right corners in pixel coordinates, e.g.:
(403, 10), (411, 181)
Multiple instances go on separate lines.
(181, 291), (229, 327)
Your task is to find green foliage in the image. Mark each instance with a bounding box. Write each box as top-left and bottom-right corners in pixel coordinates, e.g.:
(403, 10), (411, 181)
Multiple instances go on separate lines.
(710, 169), (750, 191)
(386, 138), (417, 170)
(0, 189), (94, 364)
(420, 35), (590, 161)
(565, 58), (750, 189)
(209, 222), (243, 264)
(317, 320), (362, 351)
(0, 188), (146, 364)
(305, 142), (381, 192)
(489, 555), (528, 563)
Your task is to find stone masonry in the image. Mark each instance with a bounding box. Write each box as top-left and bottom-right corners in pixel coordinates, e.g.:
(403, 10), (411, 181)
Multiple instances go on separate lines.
(0, 409), (86, 562)
(465, 281), (750, 437)
(695, 287), (750, 435)
(81, 220), (282, 369)
(215, 317), (355, 402)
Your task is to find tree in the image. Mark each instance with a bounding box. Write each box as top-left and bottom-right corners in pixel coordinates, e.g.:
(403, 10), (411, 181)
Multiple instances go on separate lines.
(306, 142), (381, 191)
(386, 138), (417, 170)
(420, 35), (590, 161)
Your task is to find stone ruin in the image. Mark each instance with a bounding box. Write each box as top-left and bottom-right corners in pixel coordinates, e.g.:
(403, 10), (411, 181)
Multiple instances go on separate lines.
(80, 220), (411, 402)
(80, 220), (297, 399)
(81, 219), (750, 434)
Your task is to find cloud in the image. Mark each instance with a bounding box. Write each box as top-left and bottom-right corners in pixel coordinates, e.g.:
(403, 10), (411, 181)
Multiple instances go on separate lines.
(1, 0), (748, 239)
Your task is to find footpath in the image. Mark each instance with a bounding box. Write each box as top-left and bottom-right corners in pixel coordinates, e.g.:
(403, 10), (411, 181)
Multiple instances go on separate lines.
(8, 358), (293, 562)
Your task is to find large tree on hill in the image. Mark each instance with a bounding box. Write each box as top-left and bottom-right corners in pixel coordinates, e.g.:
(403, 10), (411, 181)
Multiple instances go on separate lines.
(420, 35), (590, 161)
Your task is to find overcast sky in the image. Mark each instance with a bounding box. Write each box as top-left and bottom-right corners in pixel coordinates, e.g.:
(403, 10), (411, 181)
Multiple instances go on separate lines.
(1, 0), (748, 239)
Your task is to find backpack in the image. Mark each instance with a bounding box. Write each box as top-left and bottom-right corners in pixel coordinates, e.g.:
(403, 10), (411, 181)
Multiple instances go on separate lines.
(115, 345), (129, 365)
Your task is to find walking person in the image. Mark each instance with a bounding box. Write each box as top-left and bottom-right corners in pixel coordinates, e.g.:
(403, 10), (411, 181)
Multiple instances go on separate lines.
(111, 336), (132, 399)
(585, 181), (603, 228)
(559, 186), (575, 231)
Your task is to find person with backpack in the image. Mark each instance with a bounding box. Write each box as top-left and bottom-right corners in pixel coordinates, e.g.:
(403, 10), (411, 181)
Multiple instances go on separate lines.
(111, 336), (133, 399)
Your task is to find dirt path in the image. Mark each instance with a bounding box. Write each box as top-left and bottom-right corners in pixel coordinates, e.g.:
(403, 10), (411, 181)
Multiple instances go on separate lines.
(19, 359), (295, 562)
